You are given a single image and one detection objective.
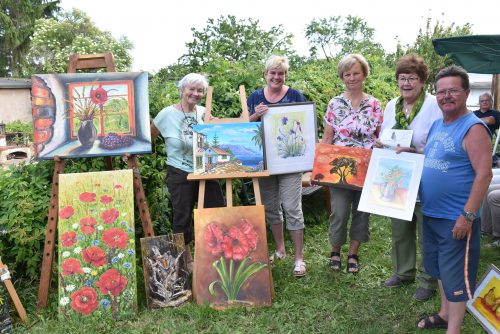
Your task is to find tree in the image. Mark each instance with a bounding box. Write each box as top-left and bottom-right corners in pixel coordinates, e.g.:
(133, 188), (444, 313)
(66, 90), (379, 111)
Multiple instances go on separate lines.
(211, 132), (220, 147)
(305, 15), (384, 60)
(330, 156), (357, 184)
(180, 15), (294, 70)
(0, 0), (60, 77)
(27, 9), (133, 74)
(392, 15), (472, 91)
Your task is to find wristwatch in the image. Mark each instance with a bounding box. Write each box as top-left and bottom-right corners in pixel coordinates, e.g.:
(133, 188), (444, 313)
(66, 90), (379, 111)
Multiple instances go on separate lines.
(461, 210), (477, 222)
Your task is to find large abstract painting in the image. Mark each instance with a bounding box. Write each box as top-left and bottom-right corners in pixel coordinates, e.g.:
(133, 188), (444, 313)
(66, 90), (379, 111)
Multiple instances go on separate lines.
(31, 72), (151, 160)
(466, 264), (500, 334)
(311, 143), (371, 190)
(58, 170), (137, 320)
(140, 234), (191, 308)
(262, 102), (317, 175)
(358, 148), (424, 221)
(192, 122), (264, 175)
(193, 205), (272, 309)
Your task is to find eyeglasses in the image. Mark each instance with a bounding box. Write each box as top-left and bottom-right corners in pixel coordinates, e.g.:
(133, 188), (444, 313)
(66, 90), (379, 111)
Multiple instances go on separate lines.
(398, 76), (419, 84)
(435, 89), (465, 97)
(479, 100), (491, 104)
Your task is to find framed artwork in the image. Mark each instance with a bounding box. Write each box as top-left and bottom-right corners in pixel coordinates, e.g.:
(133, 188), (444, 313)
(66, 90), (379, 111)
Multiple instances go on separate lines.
(358, 148), (424, 221)
(262, 102), (317, 175)
(379, 129), (413, 149)
(311, 143), (371, 190)
(0, 285), (13, 333)
(58, 170), (137, 320)
(466, 264), (500, 334)
(140, 234), (191, 308)
(31, 72), (151, 160)
(193, 205), (272, 309)
(192, 122), (264, 175)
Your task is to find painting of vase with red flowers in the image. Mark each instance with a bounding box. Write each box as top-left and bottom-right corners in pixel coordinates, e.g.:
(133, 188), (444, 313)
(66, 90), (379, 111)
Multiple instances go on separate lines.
(31, 72), (151, 160)
(57, 170), (137, 320)
(193, 205), (272, 309)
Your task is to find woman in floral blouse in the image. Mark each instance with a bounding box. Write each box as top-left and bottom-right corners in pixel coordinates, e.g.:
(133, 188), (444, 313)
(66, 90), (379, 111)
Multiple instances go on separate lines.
(321, 54), (383, 274)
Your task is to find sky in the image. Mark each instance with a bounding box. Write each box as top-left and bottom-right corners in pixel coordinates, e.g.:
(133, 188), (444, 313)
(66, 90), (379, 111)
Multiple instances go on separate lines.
(59, 0), (498, 74)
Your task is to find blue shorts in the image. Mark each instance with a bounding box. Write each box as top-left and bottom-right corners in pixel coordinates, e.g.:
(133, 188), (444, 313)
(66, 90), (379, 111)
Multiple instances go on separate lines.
(422, 215), (480, 302)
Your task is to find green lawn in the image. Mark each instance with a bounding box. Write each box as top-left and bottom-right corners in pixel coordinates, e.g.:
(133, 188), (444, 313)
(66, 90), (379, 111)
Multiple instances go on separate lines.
(10, 212), (500, 333)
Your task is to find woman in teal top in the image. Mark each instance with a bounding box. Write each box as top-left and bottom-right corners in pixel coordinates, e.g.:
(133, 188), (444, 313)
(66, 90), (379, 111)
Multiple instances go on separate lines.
(151, 73), (224, 267)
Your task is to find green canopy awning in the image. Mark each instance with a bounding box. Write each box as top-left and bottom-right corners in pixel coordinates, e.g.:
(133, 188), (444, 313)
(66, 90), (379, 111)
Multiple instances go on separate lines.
(433, 35), (500, 74)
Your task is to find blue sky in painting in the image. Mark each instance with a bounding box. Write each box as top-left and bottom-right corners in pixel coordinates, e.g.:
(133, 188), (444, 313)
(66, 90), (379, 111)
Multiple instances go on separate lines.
(193, 123), (261, 151)
(373, 157), (415, 189)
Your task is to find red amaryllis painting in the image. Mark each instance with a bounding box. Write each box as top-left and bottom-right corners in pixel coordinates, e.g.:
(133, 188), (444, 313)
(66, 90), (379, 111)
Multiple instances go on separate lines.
(205, 223), (224, 256)
(70, 287), (99, 315)
(80, 217), (98, 234)
(102, 228), (128, 249)
(82, 246), (107, 267)
(100, 208), (119, 225)
(96, 269), (127, 296)
(61, 231), (77, 247)
(59, 206), (75, 219)
(61, 258), (84, 276)
(79, 192), (96, 203)
(100, 195), (113, 204)
(90, 85), (108, 105)
(222, 227), (252, 261)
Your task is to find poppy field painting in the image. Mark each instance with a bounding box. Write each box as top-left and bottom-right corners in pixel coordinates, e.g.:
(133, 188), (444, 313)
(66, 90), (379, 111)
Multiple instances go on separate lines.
(311, 143), (371, 190)
(193, 206), (272, 309)
(31, 72), (151, 160)
(57, 170), (137, 320)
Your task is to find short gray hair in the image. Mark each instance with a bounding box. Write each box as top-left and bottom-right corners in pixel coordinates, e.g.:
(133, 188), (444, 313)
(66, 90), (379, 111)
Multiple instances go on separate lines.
(337, 54), (370, 78)
(479, 92), (493, 102)
(178, 73), (209, 95)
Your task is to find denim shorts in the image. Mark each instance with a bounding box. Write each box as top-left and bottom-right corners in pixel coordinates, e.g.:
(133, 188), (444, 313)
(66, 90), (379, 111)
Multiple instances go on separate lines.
(422, 215), (480, 302)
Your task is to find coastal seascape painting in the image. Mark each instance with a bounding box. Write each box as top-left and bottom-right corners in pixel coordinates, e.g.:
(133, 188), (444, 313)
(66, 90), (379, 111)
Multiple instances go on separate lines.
(192, 122), (264, 175)
(358, 148), (424, 221)
(262, 102), (317, 175)
(31, 72), (151, 160)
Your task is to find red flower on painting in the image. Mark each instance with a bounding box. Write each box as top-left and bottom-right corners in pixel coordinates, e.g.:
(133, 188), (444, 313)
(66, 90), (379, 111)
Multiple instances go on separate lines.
(95, 268), (127, 296)
(61, 258), (84, 276)
(61, 231), (77, 247)
(79, 192), (96, 203)
(100, 195), (113, 204)
(222, 226), (251, 261)
(70, 287), (98, 315)
(59, 206), (75, 219)
(100, 208), (119, 225)
(90, 85), (108, 105)
(240, 219), (258, 250)
(80, 217), (98, 234)
(205, 223), (224, 256)
(82, 246), (107, 267)
(114, 184), (123, 189)
(102, 228), (128, 249)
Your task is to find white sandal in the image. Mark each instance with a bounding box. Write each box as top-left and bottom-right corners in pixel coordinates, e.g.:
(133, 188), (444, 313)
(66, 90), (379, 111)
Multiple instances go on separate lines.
(269, 251), (286, 264)
(293, 260), (306, 277)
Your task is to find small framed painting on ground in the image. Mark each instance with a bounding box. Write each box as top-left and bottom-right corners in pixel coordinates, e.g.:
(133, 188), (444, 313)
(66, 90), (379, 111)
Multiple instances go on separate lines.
(466, 264), (499, 334)
(357, 148), (424, 221)
(311, 143), (371, 190)
(193, 205), (272, 309)
(262, 102), (317, 175)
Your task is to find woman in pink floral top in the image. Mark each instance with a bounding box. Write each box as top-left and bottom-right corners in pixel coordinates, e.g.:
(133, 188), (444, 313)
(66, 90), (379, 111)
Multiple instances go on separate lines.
(321, 54), (383, 274)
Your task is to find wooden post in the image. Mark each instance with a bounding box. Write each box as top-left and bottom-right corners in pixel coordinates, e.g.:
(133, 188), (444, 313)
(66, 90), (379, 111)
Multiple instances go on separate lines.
(0, 258), (27, 323)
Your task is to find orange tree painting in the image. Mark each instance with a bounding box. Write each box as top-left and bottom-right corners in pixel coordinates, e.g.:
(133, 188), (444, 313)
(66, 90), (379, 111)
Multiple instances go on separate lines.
(193, 206), (272, 308)
(57, 170), (137, 320)
(311, 143), (371, 189)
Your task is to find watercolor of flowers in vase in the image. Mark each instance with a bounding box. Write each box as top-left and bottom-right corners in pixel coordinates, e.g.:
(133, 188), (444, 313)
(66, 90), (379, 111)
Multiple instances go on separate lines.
(204, 219), (268, 303)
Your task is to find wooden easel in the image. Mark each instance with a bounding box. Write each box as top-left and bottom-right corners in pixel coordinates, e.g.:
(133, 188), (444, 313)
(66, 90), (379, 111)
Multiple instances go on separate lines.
(37, 52), (155, 308)
(0, 257), (27, 323)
